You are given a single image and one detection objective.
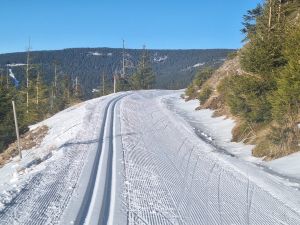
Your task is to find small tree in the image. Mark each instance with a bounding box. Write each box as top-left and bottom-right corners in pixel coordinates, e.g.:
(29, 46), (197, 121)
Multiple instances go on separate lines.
(198, 85), (212, 104)
(268, 24), (300, 153)
(130, 46), (155, 90)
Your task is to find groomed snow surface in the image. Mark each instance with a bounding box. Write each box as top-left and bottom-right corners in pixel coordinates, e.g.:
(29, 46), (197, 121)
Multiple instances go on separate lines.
(0, 90), (299, 225)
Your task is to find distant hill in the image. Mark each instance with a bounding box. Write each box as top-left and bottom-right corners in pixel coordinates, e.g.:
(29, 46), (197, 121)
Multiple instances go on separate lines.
(0, 48), (234, 98)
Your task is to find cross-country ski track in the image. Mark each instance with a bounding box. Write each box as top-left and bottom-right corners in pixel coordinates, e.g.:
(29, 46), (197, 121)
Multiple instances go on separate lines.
(0, 90), (300, 225)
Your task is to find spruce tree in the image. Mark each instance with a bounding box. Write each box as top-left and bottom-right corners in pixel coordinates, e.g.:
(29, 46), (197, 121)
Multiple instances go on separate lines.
(130, 47), (155, 90)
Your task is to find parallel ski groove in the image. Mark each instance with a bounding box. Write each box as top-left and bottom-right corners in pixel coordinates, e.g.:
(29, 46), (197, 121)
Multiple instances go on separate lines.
(75, 94), (126, 225)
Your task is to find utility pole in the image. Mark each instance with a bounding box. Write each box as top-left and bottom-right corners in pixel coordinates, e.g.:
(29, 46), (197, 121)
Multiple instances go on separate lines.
(26, 38), (31, 114)
(113, 75), (116, 93)
(12, 101), (22, 159)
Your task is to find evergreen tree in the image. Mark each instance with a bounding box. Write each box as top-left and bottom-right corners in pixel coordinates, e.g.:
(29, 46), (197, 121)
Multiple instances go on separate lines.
(116, 76), (131, 92)
(241, 4), (263, 41)
(0, 86), (15, 151)
(130, 47), (155, 90)
(241, 0), (287, 77)
(269, 23), (300, 129)
(35, 71), (50, 119)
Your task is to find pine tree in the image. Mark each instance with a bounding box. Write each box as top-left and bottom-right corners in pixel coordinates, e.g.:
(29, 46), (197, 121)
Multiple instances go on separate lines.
(241, 0), (287, 77)
(130, 46), (155, 90)
(241, 4), (263, 41)
(0, 86), (15, 151)
(35, 71), (50, 119)
(270, 23), (300, 126)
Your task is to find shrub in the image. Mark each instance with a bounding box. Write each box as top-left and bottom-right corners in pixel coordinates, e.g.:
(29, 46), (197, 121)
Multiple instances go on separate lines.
(227, 51), (238, 60)
(218, 75), (273, 123)
(198, 85), (212, 104)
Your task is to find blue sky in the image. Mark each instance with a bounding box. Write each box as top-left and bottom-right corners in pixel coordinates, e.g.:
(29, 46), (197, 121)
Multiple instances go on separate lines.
(0, 0), (263, 53)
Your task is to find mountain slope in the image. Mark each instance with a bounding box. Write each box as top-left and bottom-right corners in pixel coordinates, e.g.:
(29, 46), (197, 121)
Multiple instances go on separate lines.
(0, 48), (234, 97)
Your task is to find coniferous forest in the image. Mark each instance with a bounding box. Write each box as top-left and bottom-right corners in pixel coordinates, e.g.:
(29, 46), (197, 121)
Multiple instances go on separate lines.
(0, 48), (233, 97)
(186, 0), (300, 159)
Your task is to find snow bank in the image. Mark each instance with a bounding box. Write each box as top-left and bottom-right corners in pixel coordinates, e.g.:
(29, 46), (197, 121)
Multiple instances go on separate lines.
(162, 92), (256, 161)
(0, 94), (119, 213)
(161, 90), (300, 182)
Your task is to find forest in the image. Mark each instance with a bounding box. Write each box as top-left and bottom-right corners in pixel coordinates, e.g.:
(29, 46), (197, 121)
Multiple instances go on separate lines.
(186, 0), (300, 159)
(0, 48), (233, 98)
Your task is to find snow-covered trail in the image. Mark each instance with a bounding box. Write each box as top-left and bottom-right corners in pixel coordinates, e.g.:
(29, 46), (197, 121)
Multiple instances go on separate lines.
(0, 93), (127, 225)
(120, 91), (300, 225)
(0, 90), (300, 225)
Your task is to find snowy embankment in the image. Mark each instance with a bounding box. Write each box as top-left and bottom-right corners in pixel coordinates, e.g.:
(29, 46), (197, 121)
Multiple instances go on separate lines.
(162, 90), (300, 182)
(121, 91), (300, 224)
(0, 100), (89, 211)
(0, 93), (124, 224)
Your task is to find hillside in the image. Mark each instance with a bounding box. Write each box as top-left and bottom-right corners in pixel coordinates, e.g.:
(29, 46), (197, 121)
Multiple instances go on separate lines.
(0, 48), (233, 97)
(185, 0), (300, 160)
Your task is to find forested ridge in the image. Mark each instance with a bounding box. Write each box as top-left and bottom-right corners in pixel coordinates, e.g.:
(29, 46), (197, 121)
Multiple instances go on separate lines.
(0, 46), (232, 155)
(0, 48), (233, 98)
(186, 0), (300, 159)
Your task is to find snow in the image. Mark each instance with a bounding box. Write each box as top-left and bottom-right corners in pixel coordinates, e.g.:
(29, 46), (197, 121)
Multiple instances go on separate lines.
(0, 90), (299, 224)
(92, 88), (99, 93)
(162, 93), (256, 161)
(162, 91), (300, 182)
(6, 63), (27, 67)
(120, 91), (300, 224)
(267, 151), (300, 179)
(88, 52), (103, 56)
(192, 62), (205, 68)
(8, 69), (17, 79)
(0, 93), (124, 224)
(153, 55), (168, 63)
(0, 100), (90, 213)
(87, 52), (113, 56)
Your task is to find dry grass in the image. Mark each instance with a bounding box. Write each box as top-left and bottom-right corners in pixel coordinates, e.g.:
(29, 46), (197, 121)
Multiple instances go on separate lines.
(0, 125), (48, 167)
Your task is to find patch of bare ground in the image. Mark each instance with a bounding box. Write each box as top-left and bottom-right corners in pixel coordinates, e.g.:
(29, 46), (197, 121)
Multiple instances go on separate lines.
(0, 125), (48, 167)
(197, 56), (241, 117)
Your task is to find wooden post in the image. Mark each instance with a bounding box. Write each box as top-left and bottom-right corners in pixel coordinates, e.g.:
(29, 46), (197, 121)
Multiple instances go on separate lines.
(12, 101), (22, 159)
(113, 75), (116, 93)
